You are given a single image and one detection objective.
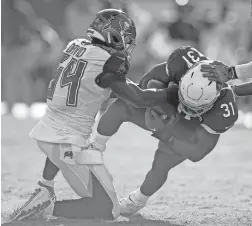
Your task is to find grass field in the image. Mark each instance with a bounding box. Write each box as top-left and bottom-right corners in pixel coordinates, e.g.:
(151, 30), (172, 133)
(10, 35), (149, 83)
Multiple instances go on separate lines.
(1, 115), (252, 226)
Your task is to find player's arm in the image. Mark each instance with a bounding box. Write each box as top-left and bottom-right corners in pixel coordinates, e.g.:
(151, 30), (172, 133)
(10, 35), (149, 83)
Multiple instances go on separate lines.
(97, 52), (173, 108)
(232, 82), (252, 96)
(109, 79), (174, 108)
(230, 61), (252, 96)
(233, 61), (252, 80)
(202, 61), (252, 97)
(202, 61), (252, 81)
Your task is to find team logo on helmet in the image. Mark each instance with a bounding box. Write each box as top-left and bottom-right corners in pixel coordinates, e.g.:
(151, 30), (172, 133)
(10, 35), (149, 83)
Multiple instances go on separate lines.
(187, 84), (204, 101)
(119, 20), (132, 36)
(120, 20), (130, 32)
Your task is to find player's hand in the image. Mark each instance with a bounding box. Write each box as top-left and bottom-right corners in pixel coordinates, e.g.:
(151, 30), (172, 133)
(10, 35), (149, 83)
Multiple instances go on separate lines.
(201, 61), (232, 83)
(149, 110), (176, 142)
(145, 109), (168, 132)
(165, 112), (179, 125)
(105, 51), (130, 75)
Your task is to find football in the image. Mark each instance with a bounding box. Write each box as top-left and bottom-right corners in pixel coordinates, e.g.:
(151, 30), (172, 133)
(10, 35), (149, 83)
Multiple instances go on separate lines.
(146, 79), (177, 118)
(147, 79), (167, 89)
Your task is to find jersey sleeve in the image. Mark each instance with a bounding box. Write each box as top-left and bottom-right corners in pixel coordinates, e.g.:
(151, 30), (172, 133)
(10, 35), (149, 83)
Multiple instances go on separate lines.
(201, 86), (238, 134)
(95, 51), (128, 88)
(167, 46), (208, 84)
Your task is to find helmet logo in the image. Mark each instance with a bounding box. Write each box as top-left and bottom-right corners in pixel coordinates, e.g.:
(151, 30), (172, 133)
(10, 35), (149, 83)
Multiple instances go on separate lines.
(187, 84), (203, 101)
(122, 21), (130, 31)
(119, 19), (132, 36)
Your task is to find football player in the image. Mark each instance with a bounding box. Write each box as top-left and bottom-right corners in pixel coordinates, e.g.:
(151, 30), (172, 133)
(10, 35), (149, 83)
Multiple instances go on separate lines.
(119, 57), (252, 216)
(10, 9), (176, 221)
(88, 46), (239, 215)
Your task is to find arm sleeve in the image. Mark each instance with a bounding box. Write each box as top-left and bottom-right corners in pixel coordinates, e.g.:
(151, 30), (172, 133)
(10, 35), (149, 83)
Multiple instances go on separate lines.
(233, 82), (252, 96)
(234, 61), (252, 80)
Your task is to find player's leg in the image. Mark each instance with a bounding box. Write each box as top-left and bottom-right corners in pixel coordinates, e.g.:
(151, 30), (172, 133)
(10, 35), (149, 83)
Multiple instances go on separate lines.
(15, 97), (116, 216)
(10, 141), (99, 220)
(10, 145), (60, 221)
(120, 141), (186, 215)
(41, 141), (120, 219)
(91, 98), (148, 152)
(43, 157), (60, 181)
(53, 171), (114, 220)
(140, 142), (186, 196)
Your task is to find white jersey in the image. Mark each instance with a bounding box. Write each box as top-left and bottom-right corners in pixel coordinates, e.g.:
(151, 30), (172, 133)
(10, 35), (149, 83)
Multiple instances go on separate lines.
(30, 39), (113, 147)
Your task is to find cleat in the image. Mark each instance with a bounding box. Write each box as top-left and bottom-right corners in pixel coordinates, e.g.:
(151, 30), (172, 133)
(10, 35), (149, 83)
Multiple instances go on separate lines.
(9, 181), (55, 221)
(120, 191), (147, 216)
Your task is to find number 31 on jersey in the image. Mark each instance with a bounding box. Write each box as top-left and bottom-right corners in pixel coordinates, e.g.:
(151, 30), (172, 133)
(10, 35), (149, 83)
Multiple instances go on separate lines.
(221, 102), (236, 117)
(182, 48), (206, 68)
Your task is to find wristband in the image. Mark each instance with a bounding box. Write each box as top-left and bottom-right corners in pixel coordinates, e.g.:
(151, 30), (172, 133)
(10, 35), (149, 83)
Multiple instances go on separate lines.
(229, 66), (238, 80)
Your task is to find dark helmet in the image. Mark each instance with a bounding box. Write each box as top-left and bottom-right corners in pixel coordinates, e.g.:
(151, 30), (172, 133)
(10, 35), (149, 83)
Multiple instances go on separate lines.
(87, 9), (136, 55)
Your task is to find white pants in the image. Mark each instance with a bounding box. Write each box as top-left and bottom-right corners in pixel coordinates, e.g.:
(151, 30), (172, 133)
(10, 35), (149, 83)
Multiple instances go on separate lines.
(36, 140), (120, 218)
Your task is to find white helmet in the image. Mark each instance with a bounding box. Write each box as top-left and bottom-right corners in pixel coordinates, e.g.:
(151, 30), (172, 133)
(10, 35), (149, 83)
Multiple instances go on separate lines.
(178, 60), (222, 117)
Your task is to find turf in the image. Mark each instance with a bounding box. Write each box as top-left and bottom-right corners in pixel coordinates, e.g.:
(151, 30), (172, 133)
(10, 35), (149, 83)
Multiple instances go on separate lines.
(1, 116), (252, 226)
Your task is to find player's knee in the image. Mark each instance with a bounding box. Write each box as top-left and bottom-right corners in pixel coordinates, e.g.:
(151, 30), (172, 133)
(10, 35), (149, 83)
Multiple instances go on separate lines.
(189, 155), (202, 163)
(97, 100), (130, 136)
(188, 149), (211, 162)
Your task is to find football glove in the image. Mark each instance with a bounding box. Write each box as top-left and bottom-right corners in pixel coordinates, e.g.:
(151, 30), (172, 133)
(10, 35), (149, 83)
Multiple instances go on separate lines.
(150, 111), (177, 143)
(145, 109), (167, 132)
(201, 60), (238, 83)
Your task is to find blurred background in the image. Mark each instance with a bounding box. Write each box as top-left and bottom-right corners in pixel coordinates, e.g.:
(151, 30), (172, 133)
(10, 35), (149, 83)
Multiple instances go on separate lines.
(1, 0), (252, 127)
(2, 1), (252, 221)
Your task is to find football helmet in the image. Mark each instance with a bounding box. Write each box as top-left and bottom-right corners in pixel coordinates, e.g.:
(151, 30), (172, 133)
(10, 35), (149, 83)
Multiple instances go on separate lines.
(87, 9), (136, 55)
(178, 60), (222, 117)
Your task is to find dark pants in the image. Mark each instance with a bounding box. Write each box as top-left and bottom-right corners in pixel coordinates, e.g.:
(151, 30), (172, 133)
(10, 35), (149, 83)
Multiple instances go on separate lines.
(53, 172), (114, 220)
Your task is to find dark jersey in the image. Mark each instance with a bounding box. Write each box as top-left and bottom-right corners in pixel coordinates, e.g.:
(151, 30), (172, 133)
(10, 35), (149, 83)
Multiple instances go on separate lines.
(141, 46), (208, 86)
(167, 46), (208, 84)
(144, 46), (238, 134)
(199, 85), (238, 133)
